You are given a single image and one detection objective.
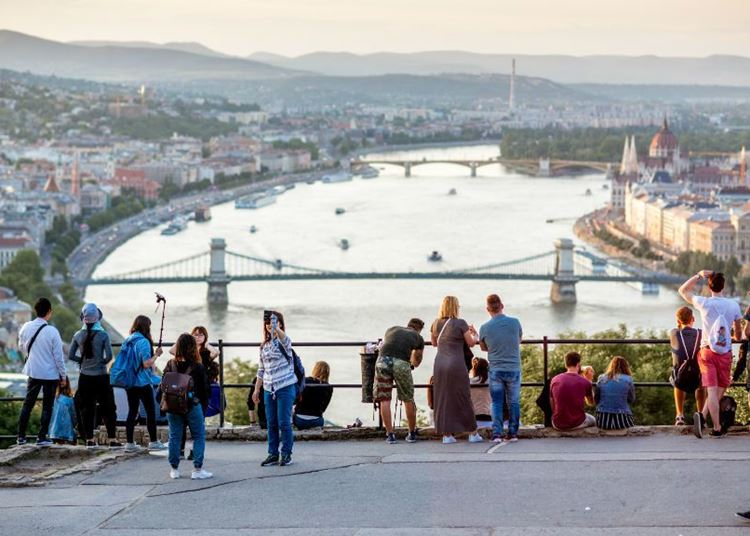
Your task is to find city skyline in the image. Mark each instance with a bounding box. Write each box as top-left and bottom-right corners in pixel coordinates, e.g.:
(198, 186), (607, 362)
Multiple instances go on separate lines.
(2, 0), (750, 58)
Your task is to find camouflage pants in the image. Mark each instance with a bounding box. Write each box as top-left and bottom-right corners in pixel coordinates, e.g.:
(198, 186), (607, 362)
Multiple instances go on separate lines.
(373, 355), (414, 403)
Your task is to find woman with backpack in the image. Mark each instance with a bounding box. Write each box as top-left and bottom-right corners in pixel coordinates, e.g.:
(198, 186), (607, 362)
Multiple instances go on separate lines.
(68, 303), (122, 448)
(252, 310), (298, 467)
(669, 306), (705, 426)
(121, 315), (166, 452)
(162, 333), (212, 480)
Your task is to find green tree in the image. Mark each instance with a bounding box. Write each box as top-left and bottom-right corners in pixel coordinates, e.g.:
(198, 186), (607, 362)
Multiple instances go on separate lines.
(223, 357), (258, 426)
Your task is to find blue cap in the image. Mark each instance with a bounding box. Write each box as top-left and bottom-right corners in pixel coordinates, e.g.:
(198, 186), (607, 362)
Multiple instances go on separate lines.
(81, 303), (102, 324)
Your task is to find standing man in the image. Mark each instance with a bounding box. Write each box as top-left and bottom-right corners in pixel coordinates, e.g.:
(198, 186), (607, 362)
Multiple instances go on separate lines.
(17, 297), (67, 446)
(679, 271), (747, 437)
(374, 318), (425, 444)
(479, 294), (523, 443)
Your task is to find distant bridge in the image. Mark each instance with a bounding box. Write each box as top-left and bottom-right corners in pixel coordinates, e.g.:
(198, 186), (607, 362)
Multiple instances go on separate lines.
(76, 238), (683, 305)
(352, 157), (615, 177)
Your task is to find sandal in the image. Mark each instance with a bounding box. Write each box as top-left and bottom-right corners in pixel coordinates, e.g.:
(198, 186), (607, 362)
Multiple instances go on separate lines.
(675, 415), (685, 426)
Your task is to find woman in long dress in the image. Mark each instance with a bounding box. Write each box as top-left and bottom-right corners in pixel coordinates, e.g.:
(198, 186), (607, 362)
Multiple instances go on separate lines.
(431, 296), (483, 444)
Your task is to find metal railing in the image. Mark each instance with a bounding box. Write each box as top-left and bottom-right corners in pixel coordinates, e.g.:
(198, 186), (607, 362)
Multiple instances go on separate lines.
(1, 336), (742, 439)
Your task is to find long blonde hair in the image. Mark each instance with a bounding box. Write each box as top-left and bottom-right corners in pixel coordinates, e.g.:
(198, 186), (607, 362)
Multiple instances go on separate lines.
(311, 361), (330, 383)
(438, 295), (460, 319)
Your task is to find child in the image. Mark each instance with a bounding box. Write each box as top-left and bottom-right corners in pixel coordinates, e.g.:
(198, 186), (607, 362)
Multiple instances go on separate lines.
(49, 377), (77, 445)
(469, 357), (492, 428)
(581, 366), (595, 383)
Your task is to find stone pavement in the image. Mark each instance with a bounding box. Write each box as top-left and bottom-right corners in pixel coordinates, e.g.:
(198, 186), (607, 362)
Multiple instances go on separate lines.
(2, 434), (750, 535)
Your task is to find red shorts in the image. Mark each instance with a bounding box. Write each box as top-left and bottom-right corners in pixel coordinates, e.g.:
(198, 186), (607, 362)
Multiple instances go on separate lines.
(698, 347), (732, 388)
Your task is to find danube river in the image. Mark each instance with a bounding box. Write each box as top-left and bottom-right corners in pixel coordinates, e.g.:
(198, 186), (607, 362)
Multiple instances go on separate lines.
(87, 145), (683, 425)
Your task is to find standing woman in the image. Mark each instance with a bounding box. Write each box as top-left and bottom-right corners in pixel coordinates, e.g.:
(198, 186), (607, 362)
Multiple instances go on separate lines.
(431, 296), (483, 444)
(252, 310), (297, 467)
(162, 333), (212, 480)
(68, 303), (122, 448)
(122, 315), (166, 452)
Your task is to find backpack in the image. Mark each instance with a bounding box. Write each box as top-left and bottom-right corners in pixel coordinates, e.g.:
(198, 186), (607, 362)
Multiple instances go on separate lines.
(160, 362), (194, 415)
(673, 330), (701, 393)
(707, 309), (732, 354)
(278, 344), (305, 402)
(109, 338), (141, 388)
(719, 395), (737, 433)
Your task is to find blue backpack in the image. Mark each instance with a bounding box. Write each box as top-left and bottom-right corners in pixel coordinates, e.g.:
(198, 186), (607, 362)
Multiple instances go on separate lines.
(110, 337), (141, 388)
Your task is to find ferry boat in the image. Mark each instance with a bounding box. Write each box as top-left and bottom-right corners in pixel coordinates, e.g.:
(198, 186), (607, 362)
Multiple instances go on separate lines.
(359, 166), (379, 179)
(335, 207), (346, 215)
(235, 194), (277, 209)
(322, 172), (353, 184)
(161, 217), (187, 236)
(448, 188), (457, 196)
(584, 188), (592, 196)
(428, 251), (443, 262)
(249, 225), (258, 234)
(268, 185), (288, 196)
(339, 239), (350, 250)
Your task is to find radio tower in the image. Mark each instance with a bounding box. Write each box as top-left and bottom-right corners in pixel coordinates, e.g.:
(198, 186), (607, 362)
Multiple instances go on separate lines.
(508, 58), (516, 111)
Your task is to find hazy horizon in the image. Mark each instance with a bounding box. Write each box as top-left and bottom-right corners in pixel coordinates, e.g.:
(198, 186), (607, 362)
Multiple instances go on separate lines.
(2, 0), (749, 57)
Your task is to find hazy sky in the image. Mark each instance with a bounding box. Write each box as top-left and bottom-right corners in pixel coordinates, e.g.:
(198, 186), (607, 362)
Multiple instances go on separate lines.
(2, 0), (749, 57)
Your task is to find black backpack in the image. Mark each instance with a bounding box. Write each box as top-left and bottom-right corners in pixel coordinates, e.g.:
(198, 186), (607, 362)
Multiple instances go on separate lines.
(674, 330), (701, 393)
(278, 344), (306, 402)
(720, 395), (737, 434)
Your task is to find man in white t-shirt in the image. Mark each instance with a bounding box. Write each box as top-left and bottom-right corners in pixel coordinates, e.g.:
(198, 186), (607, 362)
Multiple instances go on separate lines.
(679, 270), (747, 437)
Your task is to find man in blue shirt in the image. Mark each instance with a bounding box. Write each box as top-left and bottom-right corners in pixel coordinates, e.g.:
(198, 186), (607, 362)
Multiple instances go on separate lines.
(479, 294), (523, 443)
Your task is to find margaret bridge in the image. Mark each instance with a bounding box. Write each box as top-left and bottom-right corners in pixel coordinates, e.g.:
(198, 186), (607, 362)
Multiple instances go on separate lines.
(75, 238), (684, 305)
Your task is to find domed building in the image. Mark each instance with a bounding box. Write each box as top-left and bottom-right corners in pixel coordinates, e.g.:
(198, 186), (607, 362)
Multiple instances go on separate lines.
(649, 117), (679, 159)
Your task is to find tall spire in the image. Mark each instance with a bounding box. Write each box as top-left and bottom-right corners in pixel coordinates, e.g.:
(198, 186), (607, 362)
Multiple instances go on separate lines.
(620, 136), (630, 174)
(628, 136), (638, 174)
(662, 114), (669, 130)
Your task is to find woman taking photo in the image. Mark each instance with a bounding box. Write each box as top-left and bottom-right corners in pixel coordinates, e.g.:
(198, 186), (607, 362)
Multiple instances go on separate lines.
(122, 315), (166, 452)
(252, 310), (297, 467)
(595, 356), (636, 430)
(293, 361), (333, 430)
(431, 296), (482, 444)
(162, 333), (212, 480)
(69, 303), (122, 448)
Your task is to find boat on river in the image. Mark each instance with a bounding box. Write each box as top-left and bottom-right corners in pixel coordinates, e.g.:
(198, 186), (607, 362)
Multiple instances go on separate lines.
(161, 217), (187, 236)
(235, 194), (277, 209)
(339, 239), (350, 250)
(428, 251), (443, 262)
(335, 207), (346, 215)
(322, 172), (352, 184)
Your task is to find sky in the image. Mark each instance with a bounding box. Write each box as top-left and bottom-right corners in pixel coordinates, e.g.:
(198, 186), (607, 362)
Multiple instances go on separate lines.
(1, 0), (749, 57)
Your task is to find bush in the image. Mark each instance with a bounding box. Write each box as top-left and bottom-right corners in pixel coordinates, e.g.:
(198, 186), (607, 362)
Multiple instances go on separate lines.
(223, 357), (258, 426)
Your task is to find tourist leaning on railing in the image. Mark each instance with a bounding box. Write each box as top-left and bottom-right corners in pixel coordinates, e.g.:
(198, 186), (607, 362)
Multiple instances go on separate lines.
(669, 306), (705, 426)
(595, 356), (636, 430)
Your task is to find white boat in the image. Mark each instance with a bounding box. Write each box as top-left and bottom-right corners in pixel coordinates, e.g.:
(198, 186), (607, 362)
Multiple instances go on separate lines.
(428, 251), (443, 262)
(268, 185), (287, 196)
(161, 216), (187, 236)
(235, 194), (277, 209)
(322, 172), (353, 184)
(359, 166), (379, 179)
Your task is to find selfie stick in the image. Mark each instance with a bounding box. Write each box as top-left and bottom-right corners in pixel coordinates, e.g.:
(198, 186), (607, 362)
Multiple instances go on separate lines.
(154, 292), (167, 349)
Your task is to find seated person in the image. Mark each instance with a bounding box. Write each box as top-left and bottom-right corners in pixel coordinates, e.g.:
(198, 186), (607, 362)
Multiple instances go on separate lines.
(293, 361), (333, 430)
(469, 357), (492, 427)
(595, 356), (636, 430)
(246, 376), (267, 429)
(550, 351), (595, 431)
(581, 365), (595, 382)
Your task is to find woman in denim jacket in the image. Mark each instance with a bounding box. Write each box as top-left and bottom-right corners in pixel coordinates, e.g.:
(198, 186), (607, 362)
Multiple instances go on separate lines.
(595, 356), (636, 430)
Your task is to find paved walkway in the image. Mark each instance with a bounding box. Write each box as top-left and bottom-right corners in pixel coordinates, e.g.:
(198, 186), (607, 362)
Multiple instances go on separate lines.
(3, 435), (750, 534)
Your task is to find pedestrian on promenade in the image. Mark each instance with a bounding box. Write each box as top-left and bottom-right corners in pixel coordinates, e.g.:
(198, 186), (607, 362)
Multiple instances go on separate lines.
(595, 356), (636, 430)
(550, 351), (596, 431)
(431, 296), (482, 444)
(253, 310), (297, 467)
(162, 333), (212, 480)
(469, 357), (492, 427)
(16, 297), (67, 446)
(121, 315), (166, 451)
(294, 361), (333, 430)
(68, 303), (122, 448)
(49, 376), (77, 444)
(669, 306), (705, 425)
(479, 293), (523, 443)
(373, 318), (425, 444)
(678, 271), (747, 437)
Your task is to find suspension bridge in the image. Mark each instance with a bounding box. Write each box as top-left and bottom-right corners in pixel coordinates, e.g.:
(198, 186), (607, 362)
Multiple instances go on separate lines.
(75, 238), (684, 305)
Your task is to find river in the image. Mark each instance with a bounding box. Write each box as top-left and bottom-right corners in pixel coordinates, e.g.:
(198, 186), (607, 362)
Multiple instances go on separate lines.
(86, 144), (684, 425)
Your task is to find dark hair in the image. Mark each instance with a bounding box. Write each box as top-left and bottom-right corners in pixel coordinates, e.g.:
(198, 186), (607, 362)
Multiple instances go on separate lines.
(708, 272), (725, 293)
(191, 326), (209, 351)
(57, 376), (72, 398)
(262, 310), (285, 345)
(486, 294), (503, 313)
(564, 351), (581, 368)
(407, 318), (424, 331)
(129, 315), (154, 356)
(174, 333), (199, 364)
(470, 357), (489, 383)
(34, 297), (52, 318)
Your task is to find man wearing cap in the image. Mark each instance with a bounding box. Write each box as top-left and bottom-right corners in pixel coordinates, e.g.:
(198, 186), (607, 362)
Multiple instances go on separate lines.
(16, 297), (66, 446)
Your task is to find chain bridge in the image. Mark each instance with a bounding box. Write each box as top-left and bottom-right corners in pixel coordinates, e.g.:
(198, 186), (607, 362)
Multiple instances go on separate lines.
(76, 238), (683, 304)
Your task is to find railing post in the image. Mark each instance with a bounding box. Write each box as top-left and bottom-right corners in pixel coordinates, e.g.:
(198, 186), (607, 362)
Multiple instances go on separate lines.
(218, 338), (225, 429)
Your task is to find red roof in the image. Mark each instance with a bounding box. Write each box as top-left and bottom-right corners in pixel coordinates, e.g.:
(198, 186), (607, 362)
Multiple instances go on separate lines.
(650, 117), (679, 152)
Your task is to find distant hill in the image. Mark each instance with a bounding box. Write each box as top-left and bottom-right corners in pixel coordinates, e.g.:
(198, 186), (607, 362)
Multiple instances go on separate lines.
(247, 50), (750, 86)
(0, 30), (299, 82)
(571, 83), (750, 102)
(70, 40), (231, 58)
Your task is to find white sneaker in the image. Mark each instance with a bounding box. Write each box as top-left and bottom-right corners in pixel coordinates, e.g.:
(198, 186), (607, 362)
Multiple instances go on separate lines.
(191, 468), (213, 480)
(442, 435), (457, 444)
(148, 440), (167, 451)
(124, 442), (141, 452)
(468, 432), (484, 443)
(169, 468), (180, 479)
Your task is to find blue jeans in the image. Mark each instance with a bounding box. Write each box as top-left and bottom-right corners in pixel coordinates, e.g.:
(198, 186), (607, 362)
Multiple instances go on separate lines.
(293, 414), (324, 430)
(264, 384), (296, 456)
(167, 403), (205, 469)
(490, 369), (521, 437)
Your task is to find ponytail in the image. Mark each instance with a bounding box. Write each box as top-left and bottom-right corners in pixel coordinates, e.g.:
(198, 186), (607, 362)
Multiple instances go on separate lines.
(82, 323), (95, 361)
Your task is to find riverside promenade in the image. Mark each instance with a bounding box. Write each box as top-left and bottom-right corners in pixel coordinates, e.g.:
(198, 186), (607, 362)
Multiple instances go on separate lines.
(3, 432), (750, 534)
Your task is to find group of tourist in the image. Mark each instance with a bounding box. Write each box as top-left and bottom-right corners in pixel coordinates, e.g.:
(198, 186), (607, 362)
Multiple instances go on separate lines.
(12, 267), (750, 481)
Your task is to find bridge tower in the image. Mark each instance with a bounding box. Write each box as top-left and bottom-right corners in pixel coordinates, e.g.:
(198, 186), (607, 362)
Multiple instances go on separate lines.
(470, 163), (477, 177)
(207, 238), (230, 304)
(404, 162), (412, 177)
(551, 238), (577, 304)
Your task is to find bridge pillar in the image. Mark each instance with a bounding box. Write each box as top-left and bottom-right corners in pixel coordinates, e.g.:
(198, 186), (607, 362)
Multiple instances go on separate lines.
(551, 238), (577, 304)
(404, 162), (411, 178)
(207, 238), (230, 304)
(538, 158), (550, 177)
(470, 163), (477, 177)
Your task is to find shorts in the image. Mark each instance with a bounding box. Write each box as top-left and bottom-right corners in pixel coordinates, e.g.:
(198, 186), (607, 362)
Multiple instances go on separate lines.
(373, 355), (414, 403)
(698, 347), (732, 388)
